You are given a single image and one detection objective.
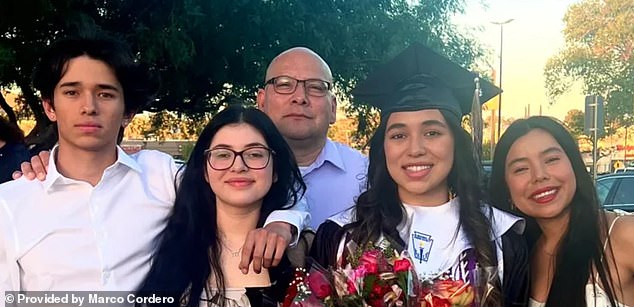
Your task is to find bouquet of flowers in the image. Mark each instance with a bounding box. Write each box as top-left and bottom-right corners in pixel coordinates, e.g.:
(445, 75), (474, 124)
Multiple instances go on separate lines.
(416, 273), (475, 307)
(283, 240), (477, 307)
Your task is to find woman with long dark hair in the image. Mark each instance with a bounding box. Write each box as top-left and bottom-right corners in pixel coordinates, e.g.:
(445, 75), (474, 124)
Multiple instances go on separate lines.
(310, 44), (528, 306)
(139, 104), (306, 306)
(489, 116), (634, 306)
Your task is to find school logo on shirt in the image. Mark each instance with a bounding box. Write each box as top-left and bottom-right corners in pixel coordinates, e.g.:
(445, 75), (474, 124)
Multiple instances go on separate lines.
(411, 231), (433, 263)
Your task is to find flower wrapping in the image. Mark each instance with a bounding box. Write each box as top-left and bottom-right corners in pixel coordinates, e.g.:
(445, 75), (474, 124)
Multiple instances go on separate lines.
(283, 240), (482, 307)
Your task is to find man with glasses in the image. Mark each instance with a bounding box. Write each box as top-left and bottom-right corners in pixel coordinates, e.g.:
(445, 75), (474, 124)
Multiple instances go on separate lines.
(257, 47), (368, 230)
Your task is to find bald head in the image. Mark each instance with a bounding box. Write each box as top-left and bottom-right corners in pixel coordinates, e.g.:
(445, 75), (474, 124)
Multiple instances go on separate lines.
(265, 47), (333, 82)
(257, 46), (337, 159)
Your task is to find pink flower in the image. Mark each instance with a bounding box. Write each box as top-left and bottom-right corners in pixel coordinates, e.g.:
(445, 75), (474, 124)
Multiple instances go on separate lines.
(352, 264), (367, 279)
(359, 249), (381, 265)
(362, 262), (379, 274)
(307, 271), (332, 299)
(393, 258), (411, 273)
(346, 278), (358, 295)
(359, 250), (381, 274)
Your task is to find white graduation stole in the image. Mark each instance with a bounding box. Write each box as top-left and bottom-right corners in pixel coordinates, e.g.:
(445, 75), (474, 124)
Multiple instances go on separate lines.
(403, 199), (473, 279)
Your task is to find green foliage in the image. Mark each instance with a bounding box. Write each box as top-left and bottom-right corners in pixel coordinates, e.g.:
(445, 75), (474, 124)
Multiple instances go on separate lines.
(362, 274), (379, 297)
(0, 0), (485, 144)
(606, 90), (634, 128)
(125, 110), (210, 141)
(544, 0), (634, 128)
(563, 109), (585, 138)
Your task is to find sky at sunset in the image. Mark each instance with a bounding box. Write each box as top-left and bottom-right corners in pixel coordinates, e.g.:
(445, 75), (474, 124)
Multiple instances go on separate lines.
(454, 0), (585, 121)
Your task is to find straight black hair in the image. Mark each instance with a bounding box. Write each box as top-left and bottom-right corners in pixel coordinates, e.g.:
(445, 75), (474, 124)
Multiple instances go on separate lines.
(489, 116), (619, 306)
(139, 105), (305, 306)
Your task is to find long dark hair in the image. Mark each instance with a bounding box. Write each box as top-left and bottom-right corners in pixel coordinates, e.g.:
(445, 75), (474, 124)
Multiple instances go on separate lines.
(139, 105), (306, 306)
(347, 109), (502, 306)
(488, 116), (619, 306)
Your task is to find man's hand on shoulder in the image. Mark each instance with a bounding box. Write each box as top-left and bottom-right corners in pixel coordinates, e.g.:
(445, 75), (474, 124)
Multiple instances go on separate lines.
(11, 151), (50, 181)
(239, 222), (293, 274)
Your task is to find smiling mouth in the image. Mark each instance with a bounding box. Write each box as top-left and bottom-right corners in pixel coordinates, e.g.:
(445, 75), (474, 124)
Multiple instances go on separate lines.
(404, 165), (431, 172)
(402, 164), (433, 179)
(531, 188), (558, 203)
(226, 180), (254, 187)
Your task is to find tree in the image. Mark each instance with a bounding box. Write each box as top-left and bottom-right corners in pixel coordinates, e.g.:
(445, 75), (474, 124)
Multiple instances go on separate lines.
(544, 0), (634, 128)
(563, 109), (585, 138)
(1, 0), (486, 148)
(124, 111), (210, 142)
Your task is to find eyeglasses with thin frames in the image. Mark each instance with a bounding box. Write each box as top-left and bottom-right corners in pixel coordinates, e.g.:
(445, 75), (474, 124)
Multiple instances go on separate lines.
(265, 75), (332, 97)
(204, 147), (275, 171)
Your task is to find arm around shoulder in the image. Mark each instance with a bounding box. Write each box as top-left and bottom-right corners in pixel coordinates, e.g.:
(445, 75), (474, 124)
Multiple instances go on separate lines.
(264, 195), (310, 246)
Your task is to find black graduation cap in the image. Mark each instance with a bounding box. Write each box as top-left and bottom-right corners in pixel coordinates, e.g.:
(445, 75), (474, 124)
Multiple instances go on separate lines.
(352, 43), (501, 118)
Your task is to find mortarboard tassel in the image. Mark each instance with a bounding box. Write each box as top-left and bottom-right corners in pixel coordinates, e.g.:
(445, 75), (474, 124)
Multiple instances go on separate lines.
(471, 76), (483, 162)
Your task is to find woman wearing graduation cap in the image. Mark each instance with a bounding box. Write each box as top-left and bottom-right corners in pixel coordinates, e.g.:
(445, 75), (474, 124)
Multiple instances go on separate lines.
(310, 43), (528, 306)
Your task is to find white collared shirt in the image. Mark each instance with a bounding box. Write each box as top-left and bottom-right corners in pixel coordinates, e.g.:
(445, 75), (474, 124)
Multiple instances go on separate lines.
(0, 146), (177, 292)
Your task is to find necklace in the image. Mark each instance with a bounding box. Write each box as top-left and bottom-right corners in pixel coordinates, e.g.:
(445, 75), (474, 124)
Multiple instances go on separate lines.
(221, 242), (242, 257)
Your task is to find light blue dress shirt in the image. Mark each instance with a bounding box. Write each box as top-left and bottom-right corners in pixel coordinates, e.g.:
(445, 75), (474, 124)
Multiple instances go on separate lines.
(301, 139), (368, 230)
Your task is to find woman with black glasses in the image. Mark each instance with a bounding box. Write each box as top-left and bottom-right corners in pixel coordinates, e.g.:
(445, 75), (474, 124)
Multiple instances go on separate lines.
(138, 104), (306, 306)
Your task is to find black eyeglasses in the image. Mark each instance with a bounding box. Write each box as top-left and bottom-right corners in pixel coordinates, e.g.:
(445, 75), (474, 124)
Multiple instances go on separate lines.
(204, 147), (275, 171)
(265, 75), (332, 97)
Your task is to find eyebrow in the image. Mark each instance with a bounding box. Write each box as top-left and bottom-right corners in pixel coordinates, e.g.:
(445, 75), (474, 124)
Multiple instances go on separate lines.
(211, 142), (268, 149)
(506, 146), (564, 168)
(386, 119), (448, 133)
(58, 82), (121, 92)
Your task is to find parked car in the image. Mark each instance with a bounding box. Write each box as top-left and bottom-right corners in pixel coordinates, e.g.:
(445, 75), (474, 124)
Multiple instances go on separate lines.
(614, 167), (634, 173)
(596, 172), (634, 212)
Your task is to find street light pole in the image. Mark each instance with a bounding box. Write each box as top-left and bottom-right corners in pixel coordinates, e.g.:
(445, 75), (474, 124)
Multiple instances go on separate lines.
(492, 18), (514, 141)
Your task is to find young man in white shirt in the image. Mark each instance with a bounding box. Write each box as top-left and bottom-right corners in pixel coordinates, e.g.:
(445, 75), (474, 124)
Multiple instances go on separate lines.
(0, 34), (305, 297)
